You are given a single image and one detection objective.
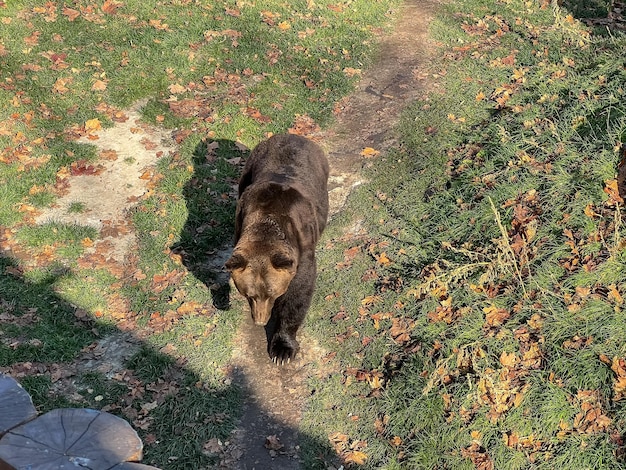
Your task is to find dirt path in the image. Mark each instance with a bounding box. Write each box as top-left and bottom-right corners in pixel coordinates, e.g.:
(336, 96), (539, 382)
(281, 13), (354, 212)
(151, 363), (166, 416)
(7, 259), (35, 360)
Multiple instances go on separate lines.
(227, 1), (440, 468)
(30, 1), (440, 468)
(324, 0), (440, 217)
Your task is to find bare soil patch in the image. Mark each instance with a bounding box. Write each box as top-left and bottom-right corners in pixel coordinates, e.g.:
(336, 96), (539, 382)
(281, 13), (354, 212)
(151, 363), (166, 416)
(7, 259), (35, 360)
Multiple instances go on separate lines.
(34, 100), (176, 265)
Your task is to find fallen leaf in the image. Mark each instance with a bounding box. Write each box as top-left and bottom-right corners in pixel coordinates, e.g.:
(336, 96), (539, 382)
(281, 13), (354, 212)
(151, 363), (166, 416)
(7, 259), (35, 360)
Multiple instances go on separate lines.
(24, 31), (41, 47)
(343, 67), (361, 77)
(483, 305), (510, 327)
(360, 147), (380, 158)
(499, 351), (517, 367)
(62, 7), (80, 21)
(344, 450), (367, 465)
(52, 77), (70, 94)
(288, 114), (320, 135)
(203, 437), (222, 454)
(102, 0), (123, 15)
(264, 435), (284, 451)
(92, 79), (107, 91)
(168, 83), (187, 94)
(604, 179), (624, 205)
(85, 118), (102, 132)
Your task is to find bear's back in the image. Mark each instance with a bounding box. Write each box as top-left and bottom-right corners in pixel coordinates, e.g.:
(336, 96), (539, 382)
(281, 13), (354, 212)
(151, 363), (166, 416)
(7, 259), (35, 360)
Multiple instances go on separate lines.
(238, 134), (329, 234)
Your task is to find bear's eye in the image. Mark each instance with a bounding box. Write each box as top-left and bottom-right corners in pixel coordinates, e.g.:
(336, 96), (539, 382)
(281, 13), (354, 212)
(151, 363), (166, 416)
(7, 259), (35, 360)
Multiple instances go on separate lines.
(225, 253), (247, 271)
(270, 252), (294, 269)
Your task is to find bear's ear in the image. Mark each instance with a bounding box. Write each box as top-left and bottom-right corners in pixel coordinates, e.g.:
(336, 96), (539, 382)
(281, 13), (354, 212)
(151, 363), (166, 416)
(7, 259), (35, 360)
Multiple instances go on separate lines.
(270, 251), (295, 270)
(225, 252), (247, 271)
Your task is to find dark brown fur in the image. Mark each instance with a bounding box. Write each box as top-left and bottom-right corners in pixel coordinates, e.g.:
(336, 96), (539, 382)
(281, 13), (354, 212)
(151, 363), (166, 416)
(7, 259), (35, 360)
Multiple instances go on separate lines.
(225, 134), (329, 364)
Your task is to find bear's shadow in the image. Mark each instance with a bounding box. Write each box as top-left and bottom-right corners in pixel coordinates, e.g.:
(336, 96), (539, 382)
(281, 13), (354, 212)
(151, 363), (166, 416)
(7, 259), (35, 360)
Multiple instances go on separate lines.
(172, 138), (249, 311)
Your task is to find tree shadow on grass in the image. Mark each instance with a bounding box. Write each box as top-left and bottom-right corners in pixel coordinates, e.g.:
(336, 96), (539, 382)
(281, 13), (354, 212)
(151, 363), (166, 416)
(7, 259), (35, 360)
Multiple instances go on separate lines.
(0, 253), (337, 469)
(560, 0), (625, 33)
(171, 138), (249, 312)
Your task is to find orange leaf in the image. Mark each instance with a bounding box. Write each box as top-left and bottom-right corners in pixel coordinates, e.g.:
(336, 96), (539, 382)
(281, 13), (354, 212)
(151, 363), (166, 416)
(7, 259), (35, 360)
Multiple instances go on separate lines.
(343, 67), (361, 77)
(92, 79), (107, 91)
(52, 77), (70, 94)
(168, 83), (187, 94)
(503, 431), (519, 448)
(102, 0), (123, 15)
(483, 305), (510, 327)
(604, 179), (623, 204)
(499, 351), (517, 368)
(609, 284), (624, 304)
(361, 295), (382, 306)
(24, 31), (41, 47)
(377, 252), (391, 266)
(81, 237), (94, 248)
(62, 7), (80, 21)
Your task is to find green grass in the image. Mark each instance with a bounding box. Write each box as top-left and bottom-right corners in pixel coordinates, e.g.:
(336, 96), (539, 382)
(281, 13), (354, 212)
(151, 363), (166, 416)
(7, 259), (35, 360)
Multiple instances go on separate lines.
(302, 0), (626, 468)
(3, 0), (625, 468)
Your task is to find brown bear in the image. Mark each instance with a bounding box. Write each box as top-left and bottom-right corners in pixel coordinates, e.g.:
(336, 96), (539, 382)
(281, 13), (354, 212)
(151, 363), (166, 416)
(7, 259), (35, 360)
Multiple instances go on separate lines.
(225, 133), (329, 364)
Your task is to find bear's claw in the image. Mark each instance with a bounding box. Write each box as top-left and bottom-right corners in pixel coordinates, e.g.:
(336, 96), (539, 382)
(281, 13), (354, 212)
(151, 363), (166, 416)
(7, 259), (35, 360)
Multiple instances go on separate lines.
(269, 335), (299, 366)
(272, 356), (291, 366)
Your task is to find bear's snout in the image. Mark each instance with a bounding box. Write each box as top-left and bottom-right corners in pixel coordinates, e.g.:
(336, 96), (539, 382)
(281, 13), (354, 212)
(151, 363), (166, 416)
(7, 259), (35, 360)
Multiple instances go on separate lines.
(248, 297), (273, 326)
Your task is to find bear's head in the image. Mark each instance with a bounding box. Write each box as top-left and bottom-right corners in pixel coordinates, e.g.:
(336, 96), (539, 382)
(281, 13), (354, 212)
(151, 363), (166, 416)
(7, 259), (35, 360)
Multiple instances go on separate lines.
(225, 244), (297, 326)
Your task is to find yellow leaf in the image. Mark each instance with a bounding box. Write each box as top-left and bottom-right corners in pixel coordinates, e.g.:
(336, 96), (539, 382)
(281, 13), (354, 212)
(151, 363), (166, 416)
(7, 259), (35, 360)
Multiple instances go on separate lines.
(609, 284), (624, 304)
(361, 295), (382, 306)
(368, 375), (382, 389)
(503, 431), (519, 447)
(475, 91), (486, 101)
(584, 203), (597, 218)
(499, 351), (517, 367)
(85, 118), (102, 132)
(525, 219), (537, 242)
(343, 67), (361, 77)
(360, 147), (380, 158)
(81, 237), (94, 248)
(28, 185), (45, 195)
(52, 77), (70, 94)
(278, 21), (291, 30)
(377, 252), (391, 266)
(344, 450), (367, 465)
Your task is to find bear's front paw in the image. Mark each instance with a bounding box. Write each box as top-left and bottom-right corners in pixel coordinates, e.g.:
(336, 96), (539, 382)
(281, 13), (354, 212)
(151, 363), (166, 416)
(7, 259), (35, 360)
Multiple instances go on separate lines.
(269, 335), (300, 366)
